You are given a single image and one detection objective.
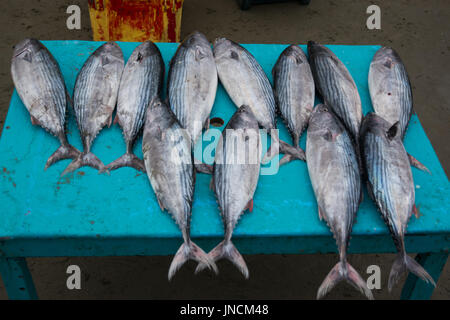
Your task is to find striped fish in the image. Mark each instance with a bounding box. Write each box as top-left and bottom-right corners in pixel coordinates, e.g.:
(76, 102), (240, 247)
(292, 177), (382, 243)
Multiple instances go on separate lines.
(62, 41), (124, 176)
(106, 41), (164, 172)
(368, 47), (429, 173)
(360, 113), (435, 291)
(142, 98), (217, 280)
(213, 38), (304, 164)
(306, 104), (373, 300)
(168, 31), (217, 147)
(308, 41), (362, 144)
(272, 45), (315, 166)
(11, 38), (79, 169)
(196, 105), (261, 278)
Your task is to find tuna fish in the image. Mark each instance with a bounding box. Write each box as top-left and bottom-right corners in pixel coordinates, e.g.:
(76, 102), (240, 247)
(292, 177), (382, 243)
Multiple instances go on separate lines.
(168, 31), (218, 147)
(360, 113), (436, 291)
(62, 42), (124, 176)
(11, 38), (80, 168)
(308, 41), (362, 145)
(213, 38), (304, 164)
(368, 47), (429, 173)
(272, 45), (315, 166)
(306, 104), (373, 300)
(106, 41), (164, 172)
(142, 98), (217, 280)
(196, 105), (261, 278)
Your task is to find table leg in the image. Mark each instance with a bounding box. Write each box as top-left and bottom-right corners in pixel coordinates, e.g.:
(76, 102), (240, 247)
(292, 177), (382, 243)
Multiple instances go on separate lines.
(0, 257), (38, 300)
(400, 252), (448, 300)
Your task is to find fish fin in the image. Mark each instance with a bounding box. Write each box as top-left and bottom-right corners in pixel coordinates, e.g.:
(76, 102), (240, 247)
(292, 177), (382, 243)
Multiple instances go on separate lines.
(386, 121), (399, 141)
(195, 240), (249, 279)
(261, 142), (279, 164)
(156, 197), (165, 211)
(209, 177), (215, 191)
(412, 204), (420, 219)
(279, 154), (294, 167)
(61, 152), (108, 176)
(245, 199), (253, 212)
(105, 153), (146, 173)
(324, 129), (340, 142)
(388, 253), (436, 292)
(45, 143), (80, 170)
(318, 207), (324, 221)
(30, 115), (40, 126)
(113, 115), (119, 125)
(279, 140), (306, 161)
(203, 118), (210, 130)
(407, 153), (431, 174)
(195, 163), (213, 175)
(107, 112), (113, 128)
(317, 261), (374, 300)
(168, 241), (218, 281)
(195, 47), (206, 61)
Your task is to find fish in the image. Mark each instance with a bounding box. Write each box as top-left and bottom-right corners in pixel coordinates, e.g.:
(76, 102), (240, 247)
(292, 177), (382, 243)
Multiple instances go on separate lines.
(142, 98), (217, 280)
(106, 41), (164, 172)
(11, 38), (80, 169)
(168, 31), (218, 147)
(272, 45), (315, 166)
(360, 113), (436, 291)
(213, 37), (304, 165)
(306, 104), (373, 300)
(62, 41), (124, 176)
(368, 46), (429, 173)
(196, 105), (261, 278)
(307, 41), (362, 145)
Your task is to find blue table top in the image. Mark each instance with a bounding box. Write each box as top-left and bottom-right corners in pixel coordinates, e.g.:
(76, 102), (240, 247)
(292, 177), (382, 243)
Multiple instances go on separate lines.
(0, 41), (448, 254)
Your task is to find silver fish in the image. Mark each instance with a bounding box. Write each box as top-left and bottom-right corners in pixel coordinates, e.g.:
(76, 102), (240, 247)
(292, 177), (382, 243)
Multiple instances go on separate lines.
(142, 98), (217, 280)
(213, 38), (304, 164)
(11, 38), (79, 169)
(62, 41), (124, 176)
(360, 113), (435, 291)
(368, 47), (429, 173)
(308, 41), (362, 144)
(272, 45), (315, 166)
(168, 31), (218, 146)
(196, 105), (261, 278)
(106, 41), (164, 172)
(306, 104), (373, 300)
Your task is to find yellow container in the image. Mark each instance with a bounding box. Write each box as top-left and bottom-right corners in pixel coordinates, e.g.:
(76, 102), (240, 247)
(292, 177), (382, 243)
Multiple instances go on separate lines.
(88, 0), (184, 42)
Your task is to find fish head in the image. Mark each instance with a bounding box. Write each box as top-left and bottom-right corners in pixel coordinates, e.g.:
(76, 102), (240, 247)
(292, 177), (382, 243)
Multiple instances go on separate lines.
(282, 45), (306, 64)
(12, 38), (43, 63)
(95, 41), (124, 68)
(183, 31), (210, 48)
(133, 41), (161, 60)
(360, 113), (401, 142)
(213, 37), (243, 61)
(309, 104), (345, 140)
(371, 47), (403, 69)
(226, 105), (259, 131)
(307, 41), (332, 58)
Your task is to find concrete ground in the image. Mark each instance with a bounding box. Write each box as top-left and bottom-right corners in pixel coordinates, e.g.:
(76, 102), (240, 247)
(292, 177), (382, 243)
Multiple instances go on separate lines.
(0, 0), (448, 299)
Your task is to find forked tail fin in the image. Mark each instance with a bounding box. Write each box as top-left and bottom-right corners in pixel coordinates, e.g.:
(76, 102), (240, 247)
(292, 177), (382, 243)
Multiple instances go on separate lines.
(195, 240), (249, 279)
(262, 138), (305, 166)
(105, 153), (146, 172)
(168, 241), (218, 281)
(61, 152), (108, 176)
(45, 143), (80, 170)
(317, 261), (374, 300)
(388, 253), (436, 292)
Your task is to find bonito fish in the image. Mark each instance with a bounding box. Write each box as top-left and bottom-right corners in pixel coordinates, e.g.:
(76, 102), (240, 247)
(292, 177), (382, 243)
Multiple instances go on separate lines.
(360, 113), (435, 291)
(63, 41), (124, 176)
(196, 105), (261, 278)
(142, 98), (217, 280)
(107, 41), (164, 172)
(272, 45), (315, 166)
(308, 41), (362, 144)
(368, 46), (429, 173)
(213, 38), (304, 164)
(306, 104), (373, 300)
(11, 38), (79, 168)
(168, 31), (217, 146)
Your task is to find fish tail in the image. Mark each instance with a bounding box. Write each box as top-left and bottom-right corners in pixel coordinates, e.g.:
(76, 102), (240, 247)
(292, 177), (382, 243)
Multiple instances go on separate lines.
(317, 261), (374, 300)
(168, 240), (218, 281)
(45, 143), (80, 170)
(105, 153), (146, 173)
(195, 240), (249, 279)
(388, 252), (436, 292)
(60, 152), (108, 176)
(261, 138), (305, 165)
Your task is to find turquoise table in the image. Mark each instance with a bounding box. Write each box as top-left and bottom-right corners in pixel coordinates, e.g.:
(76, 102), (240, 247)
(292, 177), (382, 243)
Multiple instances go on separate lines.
(0, 41), (448, 300)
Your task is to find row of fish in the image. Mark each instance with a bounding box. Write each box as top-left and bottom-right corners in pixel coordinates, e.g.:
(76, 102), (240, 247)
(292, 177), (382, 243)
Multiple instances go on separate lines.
(10, 33), (434, 299)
